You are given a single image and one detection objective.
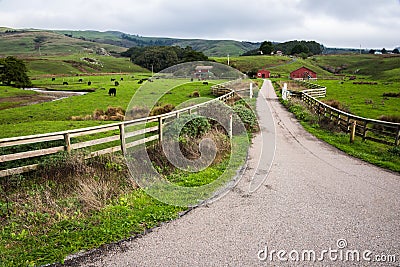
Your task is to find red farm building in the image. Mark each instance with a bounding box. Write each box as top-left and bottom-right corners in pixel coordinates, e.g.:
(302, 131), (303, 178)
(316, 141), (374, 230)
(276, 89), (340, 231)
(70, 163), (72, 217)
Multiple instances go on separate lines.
(290, 67), (317, 80)
(194, 66), (213, 79)
(257, 69), (271, 78)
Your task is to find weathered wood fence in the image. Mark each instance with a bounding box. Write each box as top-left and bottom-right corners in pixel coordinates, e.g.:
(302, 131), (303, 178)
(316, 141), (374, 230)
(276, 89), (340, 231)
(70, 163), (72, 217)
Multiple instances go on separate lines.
(0, 90), (236, 178)
(296, 81), (400, 146)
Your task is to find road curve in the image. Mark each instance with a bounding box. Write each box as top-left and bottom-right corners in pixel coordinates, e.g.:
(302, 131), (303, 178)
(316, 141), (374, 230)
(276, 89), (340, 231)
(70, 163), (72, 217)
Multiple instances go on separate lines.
(68, 80), (400, 266)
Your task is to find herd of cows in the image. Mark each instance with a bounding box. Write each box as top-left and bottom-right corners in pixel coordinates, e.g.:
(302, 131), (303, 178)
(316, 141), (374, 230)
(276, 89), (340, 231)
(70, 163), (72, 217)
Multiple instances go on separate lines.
(50, 76), (142, 97)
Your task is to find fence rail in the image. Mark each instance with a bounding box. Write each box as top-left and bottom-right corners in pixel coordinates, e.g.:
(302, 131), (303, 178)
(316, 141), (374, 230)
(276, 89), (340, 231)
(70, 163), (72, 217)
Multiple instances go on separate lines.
(296, 81), (400, 146)
(0, 87), (237, 178)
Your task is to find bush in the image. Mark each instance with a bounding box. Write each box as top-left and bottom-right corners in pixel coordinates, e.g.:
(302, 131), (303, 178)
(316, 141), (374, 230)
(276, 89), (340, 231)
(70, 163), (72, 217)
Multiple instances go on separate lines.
(165, 114), (211, 138)
(190, 91), (200, 97)
(150, 103), (175, 116)
(388, 146), (400, 157)
(233, 104), (258, 132)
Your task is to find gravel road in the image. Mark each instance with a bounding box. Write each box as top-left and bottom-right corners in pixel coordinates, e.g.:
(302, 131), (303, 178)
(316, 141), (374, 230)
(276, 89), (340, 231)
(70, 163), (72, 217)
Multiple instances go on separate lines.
(67, 80), (400, 266)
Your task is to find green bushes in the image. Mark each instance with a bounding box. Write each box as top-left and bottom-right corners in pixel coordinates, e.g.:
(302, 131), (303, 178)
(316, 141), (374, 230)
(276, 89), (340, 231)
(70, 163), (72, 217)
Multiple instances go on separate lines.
(233, 103), (258, 132)
(165, 114), (211, 138)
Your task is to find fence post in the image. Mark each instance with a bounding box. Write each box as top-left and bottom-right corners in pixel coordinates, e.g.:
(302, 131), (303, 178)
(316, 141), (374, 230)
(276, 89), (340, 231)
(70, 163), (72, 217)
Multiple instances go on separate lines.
(362, 120), (368, 141)
(350, 121), (356, 144)
(64, 133), (71, 152)
(395, 126), (400, 146)
(119, 124), (126, 155)
(158, 117), (163, 143)
(229, 114), (233, 139)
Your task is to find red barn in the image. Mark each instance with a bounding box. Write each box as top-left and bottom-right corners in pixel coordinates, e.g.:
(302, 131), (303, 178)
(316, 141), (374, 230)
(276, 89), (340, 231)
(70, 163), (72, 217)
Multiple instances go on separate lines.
(290, 67), (317, 80)
(257, 69), (271, 78)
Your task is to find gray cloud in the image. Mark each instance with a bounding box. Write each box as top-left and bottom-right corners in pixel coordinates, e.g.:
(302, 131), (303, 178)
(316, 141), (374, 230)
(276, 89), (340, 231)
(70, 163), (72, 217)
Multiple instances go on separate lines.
(0, 0), (399, 48)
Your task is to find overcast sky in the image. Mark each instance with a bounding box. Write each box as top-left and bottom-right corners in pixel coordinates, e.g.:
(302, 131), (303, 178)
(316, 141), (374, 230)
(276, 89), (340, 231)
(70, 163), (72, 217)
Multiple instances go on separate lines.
(0, 0), (399, 49)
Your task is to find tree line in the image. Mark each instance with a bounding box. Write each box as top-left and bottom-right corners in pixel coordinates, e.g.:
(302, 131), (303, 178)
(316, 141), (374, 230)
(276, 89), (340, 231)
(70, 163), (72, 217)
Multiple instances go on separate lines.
(243, 40), (324, 57)
(121, 46), (209, 72)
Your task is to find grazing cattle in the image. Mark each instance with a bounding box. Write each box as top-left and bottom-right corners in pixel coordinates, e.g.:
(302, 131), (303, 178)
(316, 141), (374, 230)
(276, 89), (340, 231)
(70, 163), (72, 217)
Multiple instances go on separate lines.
(88, 81), (92, 86)
(111, 78), (116, 82)
(78, 78), (83, 82)
(108, 88), (117, 96)
(52, 77), (55, 81)
(120, 77), (124, 81)
(63, 82), (68, 85)
(203, 81), (209, 85)
(115, 81), (119, 86)
(138, 80), (143, 84)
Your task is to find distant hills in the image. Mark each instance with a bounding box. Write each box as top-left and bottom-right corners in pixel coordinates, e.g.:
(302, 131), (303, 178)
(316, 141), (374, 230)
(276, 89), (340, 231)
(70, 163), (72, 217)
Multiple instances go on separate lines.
(0, 27), (260, 57)
(1, 27), (397, 57)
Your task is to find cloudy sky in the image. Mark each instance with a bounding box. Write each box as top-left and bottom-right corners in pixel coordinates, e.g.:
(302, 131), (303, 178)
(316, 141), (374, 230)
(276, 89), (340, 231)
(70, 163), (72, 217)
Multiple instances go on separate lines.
(0, 0), (399, 49)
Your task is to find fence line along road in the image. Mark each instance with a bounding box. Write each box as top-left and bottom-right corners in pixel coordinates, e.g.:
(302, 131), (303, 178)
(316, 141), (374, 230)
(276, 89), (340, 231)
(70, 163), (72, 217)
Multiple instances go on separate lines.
(293, 80), (400, 146)
(0, 85), (238, 178)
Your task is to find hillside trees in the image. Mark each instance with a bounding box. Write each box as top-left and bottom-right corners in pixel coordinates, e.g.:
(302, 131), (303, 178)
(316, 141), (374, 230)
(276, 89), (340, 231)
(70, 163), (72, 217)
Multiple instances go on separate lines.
(121, 46), (208, 72)
(0, 56), (32, 88)
(260, 41), (274, 55)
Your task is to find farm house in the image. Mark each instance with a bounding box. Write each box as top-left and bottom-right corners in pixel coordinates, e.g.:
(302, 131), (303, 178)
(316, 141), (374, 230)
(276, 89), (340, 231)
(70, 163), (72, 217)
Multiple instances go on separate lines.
(194, 66), (213, 80)
(290, 67), (317, 80)
(257, 69), (271, 78)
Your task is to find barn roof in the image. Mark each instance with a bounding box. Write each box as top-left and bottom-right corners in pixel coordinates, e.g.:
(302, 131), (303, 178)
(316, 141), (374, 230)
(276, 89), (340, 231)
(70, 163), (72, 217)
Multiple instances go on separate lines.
(290, 66), (316, 74)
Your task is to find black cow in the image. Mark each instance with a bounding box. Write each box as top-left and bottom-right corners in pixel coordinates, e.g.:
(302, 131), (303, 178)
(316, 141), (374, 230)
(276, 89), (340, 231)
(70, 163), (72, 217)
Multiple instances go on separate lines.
(115, 81), (119, 86)
(111, 78), (115, 81)
(52, 77), (56, 81)
(108, 88), (117, 96)
(63, 82), (68, 85)
(203, 81), (209, 85)
(78, 78), (83, 82)
(88, 81), (92, 86)
(120, 77), (124, 81)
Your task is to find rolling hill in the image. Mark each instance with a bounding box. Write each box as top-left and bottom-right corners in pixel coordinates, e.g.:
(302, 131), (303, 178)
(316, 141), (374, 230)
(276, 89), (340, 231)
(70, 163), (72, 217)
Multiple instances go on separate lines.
(0, 28), (260, 57)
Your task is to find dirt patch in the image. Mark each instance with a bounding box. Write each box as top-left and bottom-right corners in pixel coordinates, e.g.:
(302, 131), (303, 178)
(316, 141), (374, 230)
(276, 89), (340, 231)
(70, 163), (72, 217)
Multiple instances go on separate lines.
(0, 90), (85, 110)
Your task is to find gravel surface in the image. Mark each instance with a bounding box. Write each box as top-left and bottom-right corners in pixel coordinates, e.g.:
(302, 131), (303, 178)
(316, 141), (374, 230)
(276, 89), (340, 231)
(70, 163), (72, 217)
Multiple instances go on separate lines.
(66, 80), (400, 266)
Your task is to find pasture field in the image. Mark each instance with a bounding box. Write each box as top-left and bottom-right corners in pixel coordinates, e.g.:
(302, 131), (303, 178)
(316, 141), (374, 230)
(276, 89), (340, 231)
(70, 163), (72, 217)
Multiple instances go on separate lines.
(316, 79), (400, 119)
(309, 54), (400, 81)
(27, 54), (148, 77)
(0, 76), (221, 138)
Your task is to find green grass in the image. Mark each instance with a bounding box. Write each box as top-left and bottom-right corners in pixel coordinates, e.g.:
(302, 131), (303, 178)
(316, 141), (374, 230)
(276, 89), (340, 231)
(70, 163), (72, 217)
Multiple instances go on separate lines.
(27, 54), (148, 77)
(0, 30), (126, 56)
(280, 98), (400, 172)
(308, 54), (400, 81)
(0, 188), (185, 266)
(314, 80), (400, 119)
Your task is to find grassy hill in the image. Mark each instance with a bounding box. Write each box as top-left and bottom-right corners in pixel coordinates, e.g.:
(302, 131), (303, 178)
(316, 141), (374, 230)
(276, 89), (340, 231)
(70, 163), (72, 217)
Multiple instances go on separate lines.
(0, 30), (126, 56)
(26, 54), (149, 77)
(0, 28), (259, 57)
(309, 54), (400, 81)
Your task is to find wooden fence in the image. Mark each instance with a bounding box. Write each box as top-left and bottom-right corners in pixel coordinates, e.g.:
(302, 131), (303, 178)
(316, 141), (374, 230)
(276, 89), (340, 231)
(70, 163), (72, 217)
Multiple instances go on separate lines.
(0, 89), (237, 178)
(295, 81), (400, 146)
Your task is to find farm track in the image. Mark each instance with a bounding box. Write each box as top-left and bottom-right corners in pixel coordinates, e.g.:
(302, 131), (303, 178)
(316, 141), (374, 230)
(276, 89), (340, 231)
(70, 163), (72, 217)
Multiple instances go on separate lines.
(63, 80), (400, 267)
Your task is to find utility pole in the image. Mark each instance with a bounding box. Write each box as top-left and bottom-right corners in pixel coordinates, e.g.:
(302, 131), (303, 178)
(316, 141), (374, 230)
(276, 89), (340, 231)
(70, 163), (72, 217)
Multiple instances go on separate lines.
(227, 54), (230, 66)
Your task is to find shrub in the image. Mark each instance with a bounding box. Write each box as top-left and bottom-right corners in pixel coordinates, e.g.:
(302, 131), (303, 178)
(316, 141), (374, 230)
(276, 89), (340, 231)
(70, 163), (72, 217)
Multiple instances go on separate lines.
(233, 104), (258, 132)
(165, 114), (211, 138)
(127, 106), (150, 119)
(190, 91), (200, 97)
(388, 146), (400, 157)
(150, 103), (175, 116)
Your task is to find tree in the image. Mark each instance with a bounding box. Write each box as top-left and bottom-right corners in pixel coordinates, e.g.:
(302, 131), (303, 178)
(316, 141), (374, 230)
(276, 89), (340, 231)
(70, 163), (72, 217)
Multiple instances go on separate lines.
(291, 44), (309, 55)
(259, 41), (274, 55)
(0, 56), (32, 88)
(393, 48), (400, 54)
(381, 48), (387, 54)
(369, 49), (376, 54)
(121, 46), (208, 72)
